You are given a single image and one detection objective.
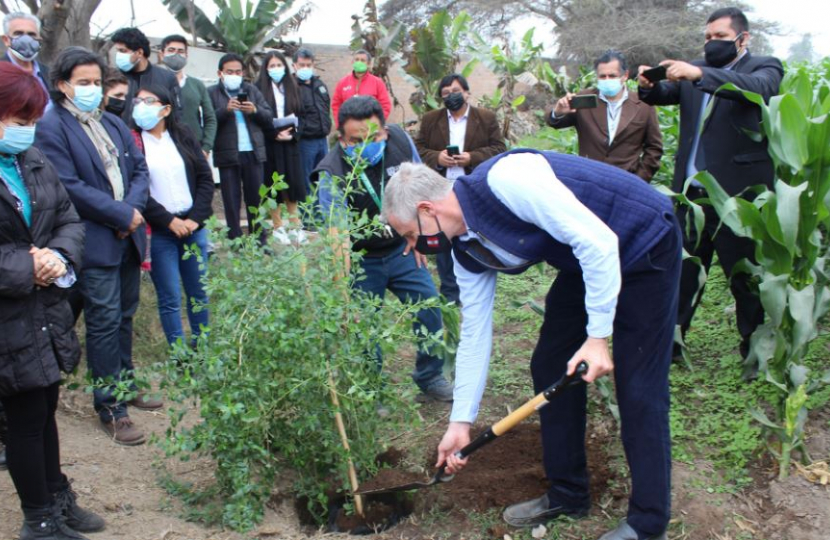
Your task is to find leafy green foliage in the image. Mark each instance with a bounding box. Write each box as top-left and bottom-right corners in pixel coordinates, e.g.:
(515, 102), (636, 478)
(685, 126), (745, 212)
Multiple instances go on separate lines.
(686, 60), (830, 478)
(156, 160), (447, 530)
(470, 27), (544, 142)
(402, 9), (476, 117)
(161, 0), (311, 66)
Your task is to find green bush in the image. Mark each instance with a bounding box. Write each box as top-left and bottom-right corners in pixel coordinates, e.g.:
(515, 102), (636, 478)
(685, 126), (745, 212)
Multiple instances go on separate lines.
(158, 169), (444, 530)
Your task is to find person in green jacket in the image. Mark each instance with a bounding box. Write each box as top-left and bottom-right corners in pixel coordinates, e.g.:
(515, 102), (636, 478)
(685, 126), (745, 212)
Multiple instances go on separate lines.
(158, 34), (217, 159)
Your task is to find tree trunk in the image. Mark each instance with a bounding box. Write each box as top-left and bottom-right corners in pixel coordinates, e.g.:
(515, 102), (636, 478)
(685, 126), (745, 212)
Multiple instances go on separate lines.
(37, 0), (103, 64)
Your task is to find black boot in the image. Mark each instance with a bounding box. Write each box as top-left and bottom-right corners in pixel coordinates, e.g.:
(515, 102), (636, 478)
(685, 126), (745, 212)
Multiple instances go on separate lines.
(19, 506), (89, 540)
(52, 478), (106, 533)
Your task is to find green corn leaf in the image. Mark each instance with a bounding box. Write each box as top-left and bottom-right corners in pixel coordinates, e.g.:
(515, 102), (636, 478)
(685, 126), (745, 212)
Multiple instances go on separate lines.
(759, 274), (788, 326)
(749, 407), (783, 431)
(772, 94), (810, 171)
(787, 284), (817, 351)
(789, 364), (810, 387)
(774, 180), (807, 251)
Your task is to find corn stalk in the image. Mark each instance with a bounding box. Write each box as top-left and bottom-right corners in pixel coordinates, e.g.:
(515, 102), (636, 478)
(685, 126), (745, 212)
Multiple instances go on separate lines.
(687, 63), (830, 479)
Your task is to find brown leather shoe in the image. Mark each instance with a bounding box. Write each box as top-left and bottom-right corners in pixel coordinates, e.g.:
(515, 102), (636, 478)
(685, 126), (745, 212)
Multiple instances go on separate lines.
(127, 392), (163, 410)
(100, 417), (146, 446)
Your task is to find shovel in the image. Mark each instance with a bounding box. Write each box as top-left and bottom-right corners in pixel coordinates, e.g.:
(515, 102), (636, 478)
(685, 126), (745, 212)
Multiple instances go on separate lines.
(356, 361), (589, 495)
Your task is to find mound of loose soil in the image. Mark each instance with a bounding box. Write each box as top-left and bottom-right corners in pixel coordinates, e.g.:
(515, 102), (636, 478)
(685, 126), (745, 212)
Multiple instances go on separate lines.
(415, 422), (618, 513)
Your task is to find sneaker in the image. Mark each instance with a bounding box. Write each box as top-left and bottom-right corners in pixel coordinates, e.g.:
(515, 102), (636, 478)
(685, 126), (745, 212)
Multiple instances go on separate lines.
(289, 228), (309, 245)
(0, 447), (6, 471)
(503, 494), (589, 528)
(100, 417), (146, 446)
(53, 481), (106, 533)
(416, 377), (454, 403)
(272, 226), (291, 245)
(127, 392), (163, 411)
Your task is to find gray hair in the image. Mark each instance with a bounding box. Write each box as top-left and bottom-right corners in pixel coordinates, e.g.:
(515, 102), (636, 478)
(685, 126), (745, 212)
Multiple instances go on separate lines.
(3, 12), (41, 35)
(382, 163), (453, 223)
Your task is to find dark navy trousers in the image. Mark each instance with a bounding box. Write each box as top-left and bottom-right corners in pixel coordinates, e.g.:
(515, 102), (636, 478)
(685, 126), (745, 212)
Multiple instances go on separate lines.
(530, 215), (681, 537)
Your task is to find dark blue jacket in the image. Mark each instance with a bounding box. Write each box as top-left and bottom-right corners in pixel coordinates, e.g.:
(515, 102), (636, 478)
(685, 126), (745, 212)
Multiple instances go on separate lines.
(452, 149), (674, 275)
(35, 105), (149, 269)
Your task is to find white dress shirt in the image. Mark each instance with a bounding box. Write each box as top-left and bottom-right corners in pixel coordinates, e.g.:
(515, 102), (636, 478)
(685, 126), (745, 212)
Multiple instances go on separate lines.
(598, 89), (628, 145)
(450, 152), (621, 423)
(446, 105), (470, 181)
(272, 83), (286, 118)
(142, 130), (193, 215)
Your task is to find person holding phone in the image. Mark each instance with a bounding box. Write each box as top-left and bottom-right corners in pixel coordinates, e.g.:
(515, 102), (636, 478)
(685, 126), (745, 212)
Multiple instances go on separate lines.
(637, 7), (783, 364)
(208, 53), (273, 241)
(414, 73), (505, 303)
(545, 50), (662, 182)
(256, 51), (307, 244)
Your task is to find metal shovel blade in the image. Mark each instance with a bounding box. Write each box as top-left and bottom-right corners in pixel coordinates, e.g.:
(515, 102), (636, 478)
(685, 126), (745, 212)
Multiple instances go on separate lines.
(355, 466), (455, 495)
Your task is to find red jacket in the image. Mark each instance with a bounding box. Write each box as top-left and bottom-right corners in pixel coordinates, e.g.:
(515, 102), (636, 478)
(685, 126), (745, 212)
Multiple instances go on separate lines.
(331, 71), (392, 127)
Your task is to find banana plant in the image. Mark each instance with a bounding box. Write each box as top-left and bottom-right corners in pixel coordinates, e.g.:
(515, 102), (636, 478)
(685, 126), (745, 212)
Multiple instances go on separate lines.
(470, 27), (544, 141)
(161, 0), (311, 69)
(685, 63), (830, 479)
(401, 9), (477, 118)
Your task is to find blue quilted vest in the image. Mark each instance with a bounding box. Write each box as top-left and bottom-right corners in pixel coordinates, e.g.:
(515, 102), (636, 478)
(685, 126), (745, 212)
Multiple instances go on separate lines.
(452, 148), (674, 275)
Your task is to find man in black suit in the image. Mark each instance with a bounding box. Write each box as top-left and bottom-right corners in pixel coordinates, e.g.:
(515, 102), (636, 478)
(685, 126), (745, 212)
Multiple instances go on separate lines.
(638, 7), (783, 363)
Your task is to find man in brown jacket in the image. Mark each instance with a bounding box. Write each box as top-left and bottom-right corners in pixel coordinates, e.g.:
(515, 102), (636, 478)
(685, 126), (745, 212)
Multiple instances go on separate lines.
(546, 50), (663, 182)
(415, 73), (506, 302)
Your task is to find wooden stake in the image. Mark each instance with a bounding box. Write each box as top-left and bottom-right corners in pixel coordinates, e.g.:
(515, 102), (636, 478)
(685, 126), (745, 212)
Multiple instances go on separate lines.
(328, 370), (365, 516)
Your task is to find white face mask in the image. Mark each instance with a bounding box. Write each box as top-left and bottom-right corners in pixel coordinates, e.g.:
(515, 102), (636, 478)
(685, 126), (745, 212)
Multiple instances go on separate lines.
(223, 74), (243, 92)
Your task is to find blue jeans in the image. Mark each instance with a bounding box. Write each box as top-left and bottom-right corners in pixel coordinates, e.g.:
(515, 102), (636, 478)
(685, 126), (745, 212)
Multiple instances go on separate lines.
(353, 243), (445, 390)
(78, 240), (141, 422)
(299, 136), (329, 194)
(149, 227), (209, 346)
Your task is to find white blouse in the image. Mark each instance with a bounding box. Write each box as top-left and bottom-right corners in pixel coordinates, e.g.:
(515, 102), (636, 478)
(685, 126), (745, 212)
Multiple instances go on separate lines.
(142, 130), (192, 215)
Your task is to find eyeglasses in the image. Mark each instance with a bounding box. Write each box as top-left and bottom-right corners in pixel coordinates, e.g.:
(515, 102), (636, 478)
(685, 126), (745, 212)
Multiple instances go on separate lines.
(133, 97), (163, 105)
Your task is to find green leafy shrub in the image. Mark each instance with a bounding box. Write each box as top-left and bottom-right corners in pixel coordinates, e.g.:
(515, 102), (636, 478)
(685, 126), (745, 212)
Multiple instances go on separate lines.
(158, 166), (445, 530)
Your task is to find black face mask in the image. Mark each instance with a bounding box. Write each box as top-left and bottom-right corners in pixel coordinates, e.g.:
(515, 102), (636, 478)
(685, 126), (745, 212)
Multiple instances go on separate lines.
(415, 214), (453, 255)
(704, 34), (742, 68)
(443, 92), (466, 112)
(105, 97), (126, 115)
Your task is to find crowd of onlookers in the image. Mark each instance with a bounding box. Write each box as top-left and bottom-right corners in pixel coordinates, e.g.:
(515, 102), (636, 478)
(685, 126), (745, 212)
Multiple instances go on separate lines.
(0, 5), (782, 539)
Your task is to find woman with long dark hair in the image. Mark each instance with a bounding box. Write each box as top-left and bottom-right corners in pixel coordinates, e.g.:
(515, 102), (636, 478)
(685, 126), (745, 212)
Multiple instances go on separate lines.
(256, 50), (307, 244)
(131, 84), (214, 348)
(0, 62), (104, 539)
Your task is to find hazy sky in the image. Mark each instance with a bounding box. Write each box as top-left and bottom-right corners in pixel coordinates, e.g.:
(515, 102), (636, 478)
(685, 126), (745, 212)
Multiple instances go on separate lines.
(84, 0), (828, 60)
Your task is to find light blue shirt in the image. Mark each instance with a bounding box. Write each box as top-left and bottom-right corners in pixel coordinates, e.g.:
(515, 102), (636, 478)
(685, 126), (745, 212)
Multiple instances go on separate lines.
(235, 110), (253, 152)
(450, 152), (621, 423)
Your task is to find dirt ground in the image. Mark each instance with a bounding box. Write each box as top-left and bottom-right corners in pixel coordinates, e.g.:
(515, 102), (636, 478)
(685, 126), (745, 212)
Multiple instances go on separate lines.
(2, 387), (827, 540)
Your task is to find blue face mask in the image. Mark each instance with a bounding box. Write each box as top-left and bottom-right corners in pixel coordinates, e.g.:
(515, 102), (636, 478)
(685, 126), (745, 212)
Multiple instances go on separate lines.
(72, 84), (103, 113)
(597, 78), (623, 98)
(297, 67), (313, 81)
(115, 51), (137, 72)
(132, 102), (165, 131)
(344, 140), (386, 167)
(0, 123), (36, 155)
(268, 67), (285, 83)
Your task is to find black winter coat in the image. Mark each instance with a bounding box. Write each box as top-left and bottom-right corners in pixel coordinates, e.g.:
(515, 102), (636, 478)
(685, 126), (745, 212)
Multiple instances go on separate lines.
(0, 147), (85, 397)
(208, 81), (273, 168)
(297, 76), (332, 139)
